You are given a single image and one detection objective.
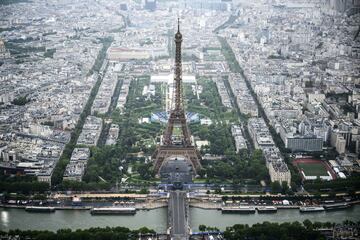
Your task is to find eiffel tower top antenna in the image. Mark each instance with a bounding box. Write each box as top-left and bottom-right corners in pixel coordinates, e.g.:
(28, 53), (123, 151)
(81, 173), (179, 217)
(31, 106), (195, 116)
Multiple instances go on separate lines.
(177, 17), (180, 32)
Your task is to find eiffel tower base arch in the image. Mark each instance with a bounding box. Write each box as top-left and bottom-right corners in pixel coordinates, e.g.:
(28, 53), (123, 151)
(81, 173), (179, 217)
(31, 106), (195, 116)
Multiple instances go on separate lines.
(152, 145), (201, 175)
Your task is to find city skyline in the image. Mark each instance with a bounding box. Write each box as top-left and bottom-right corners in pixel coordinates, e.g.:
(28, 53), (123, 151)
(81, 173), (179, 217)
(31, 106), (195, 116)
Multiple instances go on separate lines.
(0, 0), (360, 239)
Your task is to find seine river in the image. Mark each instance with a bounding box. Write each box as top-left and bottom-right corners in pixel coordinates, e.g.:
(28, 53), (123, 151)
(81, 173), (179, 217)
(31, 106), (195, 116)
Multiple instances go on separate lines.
(1, 206), (359, 232)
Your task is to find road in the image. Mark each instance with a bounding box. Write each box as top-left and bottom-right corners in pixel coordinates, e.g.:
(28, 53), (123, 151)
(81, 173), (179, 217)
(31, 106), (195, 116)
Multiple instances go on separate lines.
(169, 191), (188, 240)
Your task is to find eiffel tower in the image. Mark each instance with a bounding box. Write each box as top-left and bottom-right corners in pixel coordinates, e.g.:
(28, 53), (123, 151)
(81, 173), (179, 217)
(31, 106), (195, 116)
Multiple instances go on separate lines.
(152, 19), (201, 175)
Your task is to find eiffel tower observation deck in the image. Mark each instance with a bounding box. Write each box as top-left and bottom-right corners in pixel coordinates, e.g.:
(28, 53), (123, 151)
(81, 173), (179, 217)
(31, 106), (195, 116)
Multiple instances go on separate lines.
(152, 19), (201, 176)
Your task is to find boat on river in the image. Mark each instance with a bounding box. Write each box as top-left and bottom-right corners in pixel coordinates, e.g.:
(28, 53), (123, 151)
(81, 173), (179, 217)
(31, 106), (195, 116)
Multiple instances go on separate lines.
(25, 206), (56, 213)
(222, 206), (256, 214)
(324, 203), (351, 211)
(299, 206), (324, 213)
(257, 206), (277, 213)
(90, 207), (136, 215)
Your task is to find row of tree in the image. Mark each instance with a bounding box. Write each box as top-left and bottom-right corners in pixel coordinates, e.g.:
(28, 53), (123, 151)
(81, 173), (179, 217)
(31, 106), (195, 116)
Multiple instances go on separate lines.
(304, 174), (360, 193)
(0, 173), (49, 194)
(224, 221), (325, 240)
(223, 220), (359, 240)
(59, 180), (111, 192)
(1, 221), (357, 240)
(0, 227), (155, 240)
(0, 181), (49, 194)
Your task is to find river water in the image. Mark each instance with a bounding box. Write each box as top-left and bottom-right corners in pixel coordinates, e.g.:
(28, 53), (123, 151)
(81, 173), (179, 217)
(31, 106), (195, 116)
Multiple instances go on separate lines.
(1, 206), (359, 232)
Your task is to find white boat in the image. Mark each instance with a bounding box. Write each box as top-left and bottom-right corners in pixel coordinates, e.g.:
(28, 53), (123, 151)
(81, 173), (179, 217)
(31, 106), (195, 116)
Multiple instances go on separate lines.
(299, 206), (324, 213)
(257, 206), (277, 213)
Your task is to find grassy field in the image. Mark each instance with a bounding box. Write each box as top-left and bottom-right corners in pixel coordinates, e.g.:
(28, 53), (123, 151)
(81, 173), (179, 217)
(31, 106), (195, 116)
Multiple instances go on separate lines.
(298, 162), (328, 176)
(173, 126), (182, 136)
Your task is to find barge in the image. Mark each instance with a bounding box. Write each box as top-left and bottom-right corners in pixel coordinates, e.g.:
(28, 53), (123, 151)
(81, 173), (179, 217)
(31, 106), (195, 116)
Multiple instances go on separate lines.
(324, 203), (351, 211)
(221, 206), (256, 214)
(25, 206), (56, 213)
(90, 207), (136, 215)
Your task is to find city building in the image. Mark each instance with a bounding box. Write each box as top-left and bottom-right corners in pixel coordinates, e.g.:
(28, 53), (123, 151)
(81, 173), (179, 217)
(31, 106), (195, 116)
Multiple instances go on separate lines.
(268, 161), (291, 186)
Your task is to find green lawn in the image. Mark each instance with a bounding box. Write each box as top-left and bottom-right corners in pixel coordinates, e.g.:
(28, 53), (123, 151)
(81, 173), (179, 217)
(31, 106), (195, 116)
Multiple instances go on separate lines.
(173, 126), (182, 136)
(298, 163), (328, 176)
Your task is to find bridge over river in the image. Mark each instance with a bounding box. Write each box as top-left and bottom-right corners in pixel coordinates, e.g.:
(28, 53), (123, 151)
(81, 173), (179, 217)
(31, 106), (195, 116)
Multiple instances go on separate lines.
(168, 191), (189, 239)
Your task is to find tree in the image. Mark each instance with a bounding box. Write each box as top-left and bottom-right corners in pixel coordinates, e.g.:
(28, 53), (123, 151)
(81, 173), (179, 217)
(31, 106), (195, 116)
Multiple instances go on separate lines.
(271, 181), (282, 194)
(199, 224), (207, 232)
(44, 48), (56, 58)
(214, 188), (222, 194)
(139, 188), (149, 194)
(136, 227), (155, 234)
(291, 181), (298, 192)
(303, 219), (313, 230)
(198, 168), (206, 178)
(281, 181), (289, 194)
(313, 222), (322, 229)
(323, 222), (333, 228)
(137, 163), (154, 180)
(11, 96), (30, 105)
(198, 126), (209, 140)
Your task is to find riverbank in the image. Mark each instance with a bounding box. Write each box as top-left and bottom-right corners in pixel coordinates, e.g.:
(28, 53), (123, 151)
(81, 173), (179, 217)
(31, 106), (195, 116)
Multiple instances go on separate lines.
(52, 193), (148, 199)
(0, 201), (167, 211)
(2, 199), (359, 213)
(189, 202), (298, 210)
(189, 199), (360, 210)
